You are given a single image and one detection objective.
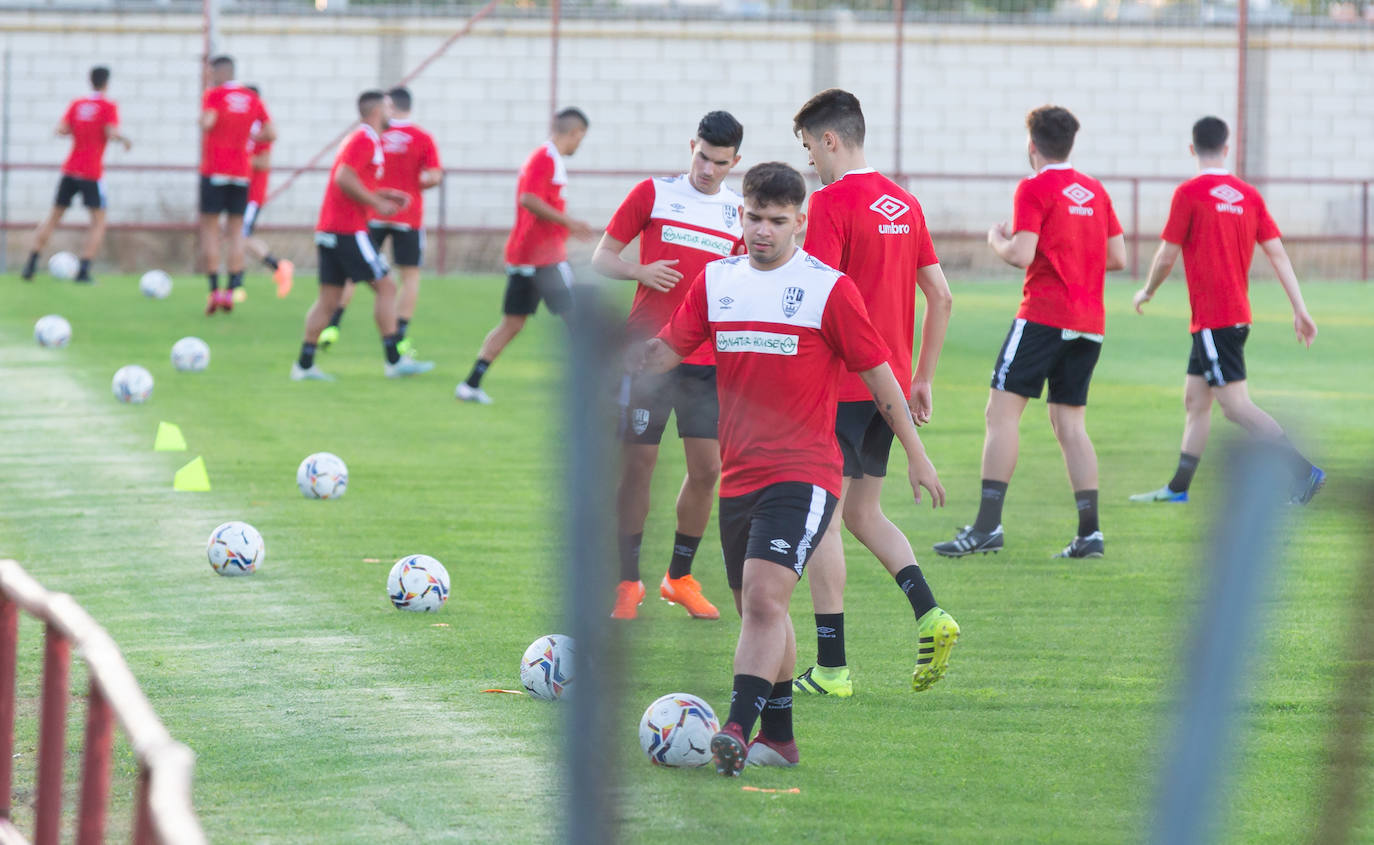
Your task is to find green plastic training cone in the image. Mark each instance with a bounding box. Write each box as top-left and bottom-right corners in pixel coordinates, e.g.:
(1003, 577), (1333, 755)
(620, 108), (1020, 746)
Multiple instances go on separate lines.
(173, 456), (211, 491)
(154, 421), (188, 452)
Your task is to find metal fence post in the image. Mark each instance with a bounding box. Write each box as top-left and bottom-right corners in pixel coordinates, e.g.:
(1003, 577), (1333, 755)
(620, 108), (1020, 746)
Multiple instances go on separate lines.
(34, 624), (71, 845)
(0, 598), (16, 821)
(76, 680), (115, 845)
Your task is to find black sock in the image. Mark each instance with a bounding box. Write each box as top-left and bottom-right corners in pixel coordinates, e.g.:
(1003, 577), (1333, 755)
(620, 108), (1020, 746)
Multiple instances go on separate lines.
(725, 674), (772, 737)
(329, 307), (345, 329)
(207, 272), (219, 292)
(618, 532), (642, 583)
(263, 254), (280, 270)
(666, 532), (701, 579)
(22, 251), (38, 278)
(1075, 489), (1100, 536)
(396, 318), (409, 340)
(814, 613), (846, 668)
(758, 681), (794, 743)
(1279, 436), (1315, 483)
(1168, 452), (1201, 493)
(228, 271), (244, 290)
(383, 334), (401, 365)
(895, 564), (938, 620)
(466, 358), (491, 389)
(77, 258), (91, 279)
(298, 342), (316, 370)
(973, 480), (1008, 533)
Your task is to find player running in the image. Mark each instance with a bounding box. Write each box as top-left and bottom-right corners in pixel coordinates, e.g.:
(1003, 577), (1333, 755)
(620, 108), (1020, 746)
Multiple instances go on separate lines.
(290, 90), (434, 382)
(200, 55), (275, 313)
(20, 66), (130, 284)
(789, 89), (958, 698)
(1129, 116), (1324, 505)
(934, 106), (1126, 560)
(639, 162), (945, 776)
(238, 84), (293, 301)
(593, 111), (745, 622)
(456, 108), (596, 404)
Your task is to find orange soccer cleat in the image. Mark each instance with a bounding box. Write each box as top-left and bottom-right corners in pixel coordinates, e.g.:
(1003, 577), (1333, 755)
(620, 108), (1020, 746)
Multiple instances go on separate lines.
(611, 579), (645, 620)
(659, 574), (720, 620)
(274, 259), (294, 298)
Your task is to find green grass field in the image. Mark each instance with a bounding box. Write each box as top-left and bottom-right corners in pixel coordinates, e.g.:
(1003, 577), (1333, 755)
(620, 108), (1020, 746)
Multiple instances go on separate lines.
(1, 269), (1371, 843)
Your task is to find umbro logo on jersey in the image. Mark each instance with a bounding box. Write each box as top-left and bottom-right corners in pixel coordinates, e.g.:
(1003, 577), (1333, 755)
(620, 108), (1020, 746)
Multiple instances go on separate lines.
(669, 203), (687, 213)
(225, 92), (254, 113)
(718, 296), (734, 310)
(769, 538), (792, 554)
(1062, 182), (1096, 216)
(869, 194), (910, 222)
(782, 286), (805, 318)
(804, 256), (826, 271)
(1209, 184), (1246, 214)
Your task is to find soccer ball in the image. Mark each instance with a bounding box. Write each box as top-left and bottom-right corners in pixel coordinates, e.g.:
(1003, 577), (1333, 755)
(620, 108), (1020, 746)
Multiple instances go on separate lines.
(386, 554), (450, 612)
(111, 365), (154, 403)
(638, 693), (720, 767)
(139, 270), (173, 299)
(171, 337), (210, 372)
(296, 452), (348, 499)
(47, 251), (79, 280)
(34, 315), (72, 348)
(206, 521), (264, 576)
(520, 634), (574, 701)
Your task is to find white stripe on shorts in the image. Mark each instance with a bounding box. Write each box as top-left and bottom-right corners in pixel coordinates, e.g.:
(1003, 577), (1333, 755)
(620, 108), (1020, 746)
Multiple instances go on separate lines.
(994, 318), (1027, 391)
(555, 260), (575, 288)
(795, 484), (828, 574)
(1200, 328), (1226, 386)
(355, 230), (388, 279)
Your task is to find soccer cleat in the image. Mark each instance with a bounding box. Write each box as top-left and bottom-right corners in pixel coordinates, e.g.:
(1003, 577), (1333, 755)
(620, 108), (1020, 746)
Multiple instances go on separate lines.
(290, 362), (335, 381)
(746, 734), (799, 767)
(912, 607), (960, 692)
(396, 337), (416, 359)
(1291, 466), (1326, 506)
(793, 666), (853, 698)
(659, 574), (720, 620)
(318, 325), (340, 351)
(217, 288), (234, 312)
(205, 292), (219, 315)
(455, 383), (493, 405)
(75, 272), (95, 284)
(710, 722), (748, 777)
(1129, 485), (1189, 503)
(933, 524), (1004, 558)
(384, 355), (435, 378)
(1054, 530), (1105, 559)
(274, 259), (294, 298)
(610, 580), (645, 620)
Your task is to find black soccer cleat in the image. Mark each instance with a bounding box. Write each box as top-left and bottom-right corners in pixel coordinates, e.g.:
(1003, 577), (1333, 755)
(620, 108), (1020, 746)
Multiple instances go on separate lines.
(933, 525), (1004, 558)
(1053, 531), (1104, 559)
(1290, 466), (1326, 506)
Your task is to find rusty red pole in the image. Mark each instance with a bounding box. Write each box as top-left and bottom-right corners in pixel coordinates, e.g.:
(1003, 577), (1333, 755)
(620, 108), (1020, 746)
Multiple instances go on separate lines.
(550, 0), (561, 121)
(436, 176), (448, 275)
(0, 598), (17, 821)
(131, 767), (154, 845)
(75, 680), (115, 845)
(894, 0), (904, 178)
(34, 624), (70, 845)
(1235, 0), (1248, 179)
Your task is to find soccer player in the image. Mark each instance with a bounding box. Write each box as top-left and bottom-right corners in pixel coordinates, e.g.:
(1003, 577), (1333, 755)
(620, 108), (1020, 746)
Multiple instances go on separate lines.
(238, 84), (293, 301)
(456, 108), (596, 404)
(290, 90), (434, 382)
(934, 106), (1126, 560)
(640, 162), (945, 776)
(200, 55), (274, 314)
(593, 111), (745, 622)
(789, 89), (958, 698)
(1129, 116), (1324, 505)
(20, 66), (130, 284)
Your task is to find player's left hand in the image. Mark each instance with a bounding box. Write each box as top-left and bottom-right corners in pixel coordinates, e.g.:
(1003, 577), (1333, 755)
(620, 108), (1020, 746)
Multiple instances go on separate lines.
(909, 381), (933, 426)
(987, 221), (1011, 245)
(378, 188), (411, 209)
(1294, 310), (1318, 347)
(1132, 288), (1152, 314)
(907, 452), (946, 509)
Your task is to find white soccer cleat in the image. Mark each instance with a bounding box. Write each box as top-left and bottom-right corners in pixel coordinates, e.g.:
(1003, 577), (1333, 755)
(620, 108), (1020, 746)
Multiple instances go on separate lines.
(290, 363), (335, 382)
(455, 382), (492, 404)
(384, 355), (435, 378)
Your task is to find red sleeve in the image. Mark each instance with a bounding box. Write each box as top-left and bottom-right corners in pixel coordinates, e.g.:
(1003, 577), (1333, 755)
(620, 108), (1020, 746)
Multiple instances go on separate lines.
(518, 150), (553, 199)
(1254, 194), (1281, 242)
(201, 89), (216, 112)
(1012, 179), (1044, 235)
(802, 189), (845, 268)
(256, 97), (271, 125)
(822, 275), (890, 373)
(656, 271), (710, 357)
(1160, 186), (1191, 245)
(605, 180), (655, 244)
(341, 133), (373, 172)
(913, 205), (939, 267)
(1104, 192), (1123, 238)
(61, 101), (76, 125)
(422, 134), (441, 170)
(106, 102), (119, 128)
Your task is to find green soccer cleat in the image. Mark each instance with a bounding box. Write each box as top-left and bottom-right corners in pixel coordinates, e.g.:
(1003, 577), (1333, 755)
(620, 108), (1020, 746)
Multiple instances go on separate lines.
(318, 325), (340, 351)
(793, 665), (853, 698)
(396, 337), (416, 359)
(912, 608), (959, 692)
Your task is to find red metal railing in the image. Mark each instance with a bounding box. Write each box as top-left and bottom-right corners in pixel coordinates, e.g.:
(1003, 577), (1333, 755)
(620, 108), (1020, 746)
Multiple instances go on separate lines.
(0, 560), (205, 845)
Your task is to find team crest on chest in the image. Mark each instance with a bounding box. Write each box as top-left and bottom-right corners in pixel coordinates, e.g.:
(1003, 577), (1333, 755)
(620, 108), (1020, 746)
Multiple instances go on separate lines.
(722, 205), (739, 228)
(782, 287), (805, 318)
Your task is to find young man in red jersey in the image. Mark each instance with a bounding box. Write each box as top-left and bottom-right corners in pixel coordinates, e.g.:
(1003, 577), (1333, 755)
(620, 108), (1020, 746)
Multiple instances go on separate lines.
(199, 55), (275, 313)
(593, 111), (745, 622)
(1129, 116), (1324, 505)
(935, 105), (1126, 560)
(21, 66), (130, 284)
(456, 108), (596, 404)
(790, 89), (958, 698)
(639, 162), (945, 776)
(238, 84), (293, 301)
(290, 91), (434, 382)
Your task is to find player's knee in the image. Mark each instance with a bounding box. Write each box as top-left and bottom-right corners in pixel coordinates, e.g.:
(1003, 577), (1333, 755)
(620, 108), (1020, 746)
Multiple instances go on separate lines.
(740, 583), (788, 622)
(685, 456), (720, 487)
(842, 506), (883, 542)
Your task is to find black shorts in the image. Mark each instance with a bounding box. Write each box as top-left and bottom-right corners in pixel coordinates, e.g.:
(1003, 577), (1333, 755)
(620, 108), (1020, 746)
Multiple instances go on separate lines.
(315, 231), (390, 287)
(368, 224), (424, 268)
(55, 175), (104, 209)
(241, 201), (262, 237)
(199, 175), (249, 216)
(619, 364), (719, 445)
(503, 263), (574, 316)
(990, 318), (1102, 406)
(1187, 325), (1249, 386)
(718, 482), (838, 590)
(835, 401), (894, 479)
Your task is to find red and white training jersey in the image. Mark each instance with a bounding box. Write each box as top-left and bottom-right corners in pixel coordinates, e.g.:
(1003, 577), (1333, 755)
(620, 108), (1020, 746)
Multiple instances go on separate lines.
(201, 83), (269, 180)
(1012, 163), (1122, 335)
(658, 249), (890, 499)
(247, 127), (271, 206)
(316, 124), (384, 234)
(505, 142), (569, 267)
(1161, 169), (1281, 333)
(61, 93), (119, 181)
(374, 120), (441, 230)
(803, 169), (939, 402)
(606, 174), (745, 365)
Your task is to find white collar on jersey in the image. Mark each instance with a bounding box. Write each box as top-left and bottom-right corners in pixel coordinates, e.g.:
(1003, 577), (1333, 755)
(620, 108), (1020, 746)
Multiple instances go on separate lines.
(87, 91), (105, 99)
(1036, 161), (1073, 173)
(837, 168), (877, 179)
(1199, 167), (1230, 175)
(358, 123), (381, 142)
(543, 140), (569, 186)
(388, 118), (412, 127)
(675, 172), (730, 199)
(748, 246), (805, 274)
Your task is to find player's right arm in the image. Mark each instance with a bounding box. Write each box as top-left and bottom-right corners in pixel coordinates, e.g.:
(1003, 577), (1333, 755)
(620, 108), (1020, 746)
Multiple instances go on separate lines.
(336, 164), (400, 217)
(911, 261), (952, 426)
(859, 362), (945, 508)
(1134, 241), (1182, 313)
(591, 233), (681, 292)
(251, 149), (271, 171)
(641, 271), (709, 372)
(1259, 238), (1317, 347)
(519, 192), (596, 239)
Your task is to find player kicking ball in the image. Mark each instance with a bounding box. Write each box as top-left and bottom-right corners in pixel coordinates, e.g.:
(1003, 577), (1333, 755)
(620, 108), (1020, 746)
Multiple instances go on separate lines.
(639, 162), (945, 776)
(1129, 116), (1324, 505)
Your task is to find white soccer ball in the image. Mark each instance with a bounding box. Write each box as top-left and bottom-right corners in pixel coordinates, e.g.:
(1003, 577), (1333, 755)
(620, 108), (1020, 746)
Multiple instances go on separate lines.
(139, 269), (173, 299)
(638, 693), (720, 767)
(170, 337), (210, 372)
(111, 365), (154, 403)
(387, 555), (450, 612)
(47, 251), (79, 280)
(206, 521), (264, 576)
(520, 634), (574, 701)
(34, 315), (72, 348)
(296, 452), (348, 499)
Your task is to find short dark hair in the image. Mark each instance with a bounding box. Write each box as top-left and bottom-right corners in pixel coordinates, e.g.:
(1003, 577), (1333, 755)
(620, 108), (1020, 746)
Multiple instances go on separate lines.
(696, 110), (743, 152)
(358, 89), (386, 118)
(1192, 116), (1229, 155)
(792, 88), (865, 147)
(1026, 105), (1079, 161)
(554, 107), (589, 134)
(90, 66), (110, 90)
(742, 162), (807, 211)
(210, 55), (234, 71)
(387, 86), (412, 112)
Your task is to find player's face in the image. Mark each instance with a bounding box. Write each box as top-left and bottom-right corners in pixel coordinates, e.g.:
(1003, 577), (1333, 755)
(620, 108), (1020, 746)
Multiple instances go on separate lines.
(798, 128), (837, 186)
(743, 201), (804, 270)
(687, 139), (740, 195)
(559, 126), (588, 156)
